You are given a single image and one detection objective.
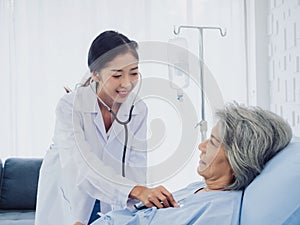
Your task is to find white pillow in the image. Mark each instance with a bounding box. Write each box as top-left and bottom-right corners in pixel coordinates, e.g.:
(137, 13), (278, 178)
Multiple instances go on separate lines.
(241, 138), (300, 225)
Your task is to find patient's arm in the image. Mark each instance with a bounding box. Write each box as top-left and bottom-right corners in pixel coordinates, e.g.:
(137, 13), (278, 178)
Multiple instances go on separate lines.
(129, 185), (178, 208)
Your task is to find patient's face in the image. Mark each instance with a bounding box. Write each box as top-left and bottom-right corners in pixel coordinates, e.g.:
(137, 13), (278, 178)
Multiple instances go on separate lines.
(197, 123), (233, 185)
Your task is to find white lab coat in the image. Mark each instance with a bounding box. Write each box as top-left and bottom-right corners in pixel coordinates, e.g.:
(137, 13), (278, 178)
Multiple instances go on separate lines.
(35, 84), (148, 225)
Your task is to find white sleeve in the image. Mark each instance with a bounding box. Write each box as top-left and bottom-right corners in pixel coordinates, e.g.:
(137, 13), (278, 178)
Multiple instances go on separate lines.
(53, 95), (138, 223)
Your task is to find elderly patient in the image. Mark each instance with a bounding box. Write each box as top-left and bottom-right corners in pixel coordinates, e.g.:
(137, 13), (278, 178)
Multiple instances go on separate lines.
(91, 103), (292, 225)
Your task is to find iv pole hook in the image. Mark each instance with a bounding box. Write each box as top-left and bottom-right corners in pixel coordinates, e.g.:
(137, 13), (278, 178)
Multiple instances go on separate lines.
(173, 25), (227, 37)
(173, 25), (226, 141)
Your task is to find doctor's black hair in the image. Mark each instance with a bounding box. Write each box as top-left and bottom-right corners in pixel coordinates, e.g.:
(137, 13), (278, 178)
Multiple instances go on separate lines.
(82, 31), (138, 86)
(88, 30), (138, 73)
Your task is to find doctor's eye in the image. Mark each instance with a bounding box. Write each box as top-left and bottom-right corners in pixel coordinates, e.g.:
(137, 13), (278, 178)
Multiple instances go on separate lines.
(112, 74), (122, 78)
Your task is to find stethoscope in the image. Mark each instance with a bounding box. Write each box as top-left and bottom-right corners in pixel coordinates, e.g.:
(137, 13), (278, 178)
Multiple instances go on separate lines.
(89, 73), (142, 177)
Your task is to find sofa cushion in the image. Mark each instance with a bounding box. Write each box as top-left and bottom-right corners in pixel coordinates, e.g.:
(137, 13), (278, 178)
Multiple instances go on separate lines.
(241, 139), (300, 225)
(0, 210), (35, 225)
(0, 159), (2, 188)
(0, 158), (42, 210)
(0, 159), (2, 200)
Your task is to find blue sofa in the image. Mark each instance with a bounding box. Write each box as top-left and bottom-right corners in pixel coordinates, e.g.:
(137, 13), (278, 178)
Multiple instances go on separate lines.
(0, 158), (42, 225)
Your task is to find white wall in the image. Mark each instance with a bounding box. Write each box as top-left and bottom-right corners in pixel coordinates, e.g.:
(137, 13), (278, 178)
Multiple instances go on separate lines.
(246, 0), (270, 108)
(268, 0), (300, 136)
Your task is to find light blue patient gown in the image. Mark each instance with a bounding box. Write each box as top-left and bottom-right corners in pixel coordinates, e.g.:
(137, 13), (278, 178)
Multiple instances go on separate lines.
(91, 181), (243, 225)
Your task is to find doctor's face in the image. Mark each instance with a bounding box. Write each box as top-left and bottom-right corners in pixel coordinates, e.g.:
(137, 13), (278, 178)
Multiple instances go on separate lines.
(197, 123), (233, 184)
(96, 52), (139, 107)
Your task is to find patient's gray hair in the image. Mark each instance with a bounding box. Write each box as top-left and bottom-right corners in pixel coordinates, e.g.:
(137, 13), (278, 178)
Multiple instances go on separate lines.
(216, 103), (292, 190)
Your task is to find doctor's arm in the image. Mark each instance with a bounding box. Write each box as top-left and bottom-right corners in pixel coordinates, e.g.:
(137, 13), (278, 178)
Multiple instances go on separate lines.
(130, 185), (178, 208)
(54, 96), (137, 223)
(54, 96), (177, 221)
(126, 106), (178, 209)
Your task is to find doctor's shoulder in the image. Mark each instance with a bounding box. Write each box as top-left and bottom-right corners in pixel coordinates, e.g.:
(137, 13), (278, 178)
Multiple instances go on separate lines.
(55, 91), (76, 113)
(55, 85), (91, 113)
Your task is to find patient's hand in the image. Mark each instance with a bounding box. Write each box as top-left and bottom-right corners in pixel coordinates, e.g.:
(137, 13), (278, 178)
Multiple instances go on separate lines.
(74, 222), (84, 225)
(129, 185), (178, 209)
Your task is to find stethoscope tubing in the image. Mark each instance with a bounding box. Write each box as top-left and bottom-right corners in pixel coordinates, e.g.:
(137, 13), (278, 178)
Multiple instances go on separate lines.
(89, 73), (142, 177)
(108, 106), (133, 177)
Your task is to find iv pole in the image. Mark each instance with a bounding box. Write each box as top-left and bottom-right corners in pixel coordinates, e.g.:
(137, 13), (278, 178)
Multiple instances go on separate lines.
(173, 25), (226, 142)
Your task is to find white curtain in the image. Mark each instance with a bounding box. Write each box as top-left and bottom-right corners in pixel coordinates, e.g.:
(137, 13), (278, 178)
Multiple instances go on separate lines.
(0, 0), (247, 189)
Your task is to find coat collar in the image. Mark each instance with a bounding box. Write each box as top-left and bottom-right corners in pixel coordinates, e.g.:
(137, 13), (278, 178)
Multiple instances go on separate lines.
(73, 83), (143, 143)
(73, 83), (141, 116)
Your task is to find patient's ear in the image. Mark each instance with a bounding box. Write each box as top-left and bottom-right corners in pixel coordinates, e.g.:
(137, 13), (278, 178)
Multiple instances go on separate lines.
(230, 170), (236, 183)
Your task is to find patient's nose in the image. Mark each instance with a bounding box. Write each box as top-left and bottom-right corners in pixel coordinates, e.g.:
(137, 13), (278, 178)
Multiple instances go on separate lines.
(198, 140), (208, 152)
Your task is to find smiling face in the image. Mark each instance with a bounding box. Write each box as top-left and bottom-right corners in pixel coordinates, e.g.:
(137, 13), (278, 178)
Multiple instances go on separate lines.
(197, 122), (234, 189)
(94, 51), (139, 107)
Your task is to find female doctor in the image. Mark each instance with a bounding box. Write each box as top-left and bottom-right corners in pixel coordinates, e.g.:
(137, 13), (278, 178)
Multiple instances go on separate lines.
(35, 31), (177, 225)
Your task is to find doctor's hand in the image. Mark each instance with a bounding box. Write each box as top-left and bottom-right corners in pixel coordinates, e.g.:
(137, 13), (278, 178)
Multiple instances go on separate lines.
(129, 185), (178, 209)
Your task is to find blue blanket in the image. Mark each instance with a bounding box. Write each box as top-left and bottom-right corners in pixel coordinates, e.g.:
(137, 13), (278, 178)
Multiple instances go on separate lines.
(91, 181), (242, 225)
